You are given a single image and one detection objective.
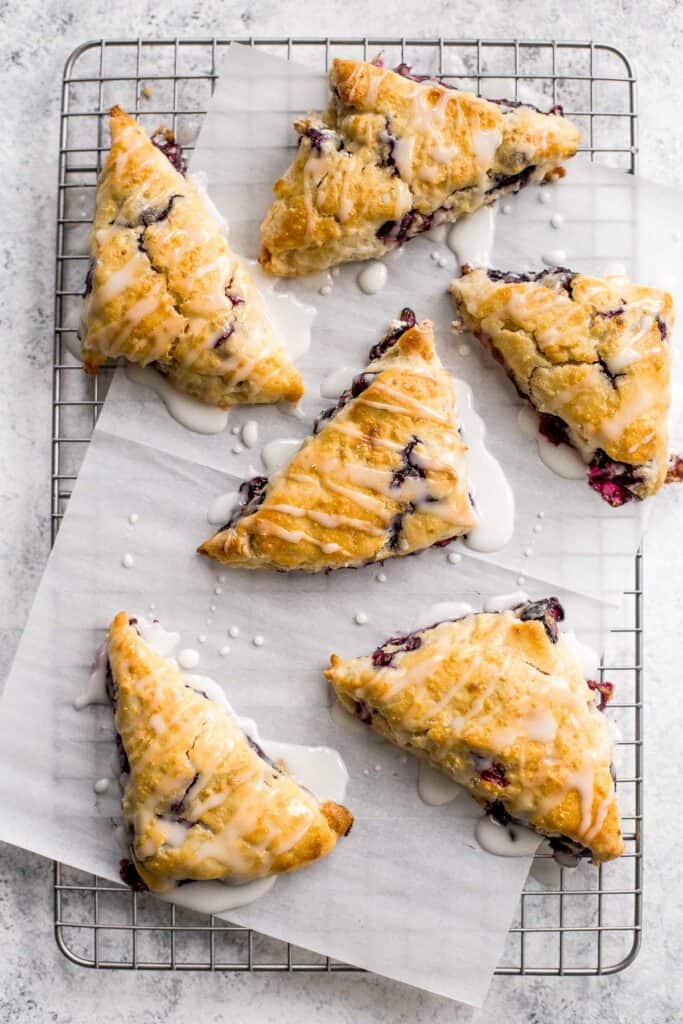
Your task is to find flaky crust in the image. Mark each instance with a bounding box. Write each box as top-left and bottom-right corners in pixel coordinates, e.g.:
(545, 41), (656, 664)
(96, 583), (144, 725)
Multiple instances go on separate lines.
(80, 107), (303, 407)
(326, 606), (623, 863)
(108, 612), (352, 892)
(260, 59), (580, 276)
(450, 267), (674, 498)
(198, 318), (476, 571)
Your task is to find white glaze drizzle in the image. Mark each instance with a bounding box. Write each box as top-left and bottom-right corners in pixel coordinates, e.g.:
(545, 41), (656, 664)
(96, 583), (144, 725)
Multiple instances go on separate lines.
(207, 490), (239, 526)
(447, 205), (497, 269)
(475, 814), (540, 858)
(126, 365), (230, 434)
(261, 438), (303, 475)
(456, 379), (515, 552)
(417, 762), (463, 806)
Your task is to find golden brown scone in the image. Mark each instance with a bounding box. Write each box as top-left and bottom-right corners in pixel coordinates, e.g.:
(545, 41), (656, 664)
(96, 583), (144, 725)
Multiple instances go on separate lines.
(198, 312), (477, 571)
(107, 612), (352, 893)
(260, 59), (580, 276)
(326, 598), (623, 864)
(450, 267), (674, 504)
(80, 106), (303, 407)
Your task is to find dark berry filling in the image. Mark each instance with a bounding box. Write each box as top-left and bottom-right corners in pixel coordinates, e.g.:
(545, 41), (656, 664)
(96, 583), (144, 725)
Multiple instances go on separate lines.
(247, 734), (280, 771)
(83, 261), (94, 298)
(371, 631), (423, 668)
(587, 678), (614, 712)
(222, 475), (269, 530)
(538, 413), (571, 447)
(300, 125), (343, 152)
(547, 835), (591, 866)
(587, 450), (639, 507)
(514, 597), (564, 644)
(655, 315), (668, 341)
(139, 193), (182, 227)
(226, 292), (245, 307)
(353, 699), (374, 723)
(368, 308), (416, 361)
(151, 130), (186, 174)
(313, 372), (376, 434)
(170, 772), (200, 816)
(119, 858), (147, 891)
(485, 164), (536, 197)
(483, 266), (576, 296)
(479, 761), (508, 787)
(595, 306), (625, 321)
(387, 503), (416, 551)
(391, 436), (426, 488)
(487, 802), (591, 865)
(666, 454), (683, 483)
(376, 209), (435, 243)
(212, 324), (235, 350)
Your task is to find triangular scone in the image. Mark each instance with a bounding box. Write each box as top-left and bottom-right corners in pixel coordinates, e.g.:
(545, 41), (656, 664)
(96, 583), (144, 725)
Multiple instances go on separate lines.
(198, 313), (477, 572)
(450, 266), (674, 504)
(260, 59), (580, 276)
(107, 612), (352, 892)
(80, 107), (303, 407)
(326, 598), (623, 864)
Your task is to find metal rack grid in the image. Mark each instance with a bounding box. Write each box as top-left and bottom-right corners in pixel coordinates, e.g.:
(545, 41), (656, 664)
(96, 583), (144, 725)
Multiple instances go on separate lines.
(52, 37), (642, 976)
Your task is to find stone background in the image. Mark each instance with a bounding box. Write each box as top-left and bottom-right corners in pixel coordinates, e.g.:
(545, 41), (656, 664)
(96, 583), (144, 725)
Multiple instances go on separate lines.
(1, 1), (681, 1020)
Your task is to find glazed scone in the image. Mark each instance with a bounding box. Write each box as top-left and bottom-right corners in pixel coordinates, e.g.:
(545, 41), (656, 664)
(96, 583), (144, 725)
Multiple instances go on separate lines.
(107, 612), (352, 893)
(80, 106), (303, 407)
(450, 266), (674, 504)
(198, 311), (477, 571)
(260, 59), (580, 276)
(326, 598), (623, 864)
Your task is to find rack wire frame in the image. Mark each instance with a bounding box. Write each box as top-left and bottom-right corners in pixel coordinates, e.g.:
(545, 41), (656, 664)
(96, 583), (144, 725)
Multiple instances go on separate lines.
(52, 37), (642, 977)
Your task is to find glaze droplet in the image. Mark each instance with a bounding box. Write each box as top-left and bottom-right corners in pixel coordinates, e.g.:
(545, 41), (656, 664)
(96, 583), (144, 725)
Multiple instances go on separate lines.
(178, 649), (200, 670)
(354, 612), (368, 625)
(121, 553), (135, 569)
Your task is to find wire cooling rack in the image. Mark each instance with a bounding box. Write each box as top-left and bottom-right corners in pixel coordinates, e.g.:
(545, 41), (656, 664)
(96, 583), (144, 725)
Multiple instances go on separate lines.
(52, 37), (642, 976)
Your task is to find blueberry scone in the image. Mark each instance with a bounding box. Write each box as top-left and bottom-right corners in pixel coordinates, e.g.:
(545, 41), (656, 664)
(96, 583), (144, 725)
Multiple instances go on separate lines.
(260, 59), (580, 276)
(450, 266), (674, 505)
(80, 106), (303, 407)
(198, 312), (476, 571)
(326, 598), (623, 864)
(107, 612), (352, 893)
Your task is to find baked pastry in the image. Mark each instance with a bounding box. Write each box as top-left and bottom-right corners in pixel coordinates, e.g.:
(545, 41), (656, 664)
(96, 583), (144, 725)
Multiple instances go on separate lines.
(450, 266), (674, 504)
(326, 598), (623, 864)
(260, 59), (580, 276)
(107, 612), (352, 892)
(80, 106), (303, 407)
(198, 311), (476, 571)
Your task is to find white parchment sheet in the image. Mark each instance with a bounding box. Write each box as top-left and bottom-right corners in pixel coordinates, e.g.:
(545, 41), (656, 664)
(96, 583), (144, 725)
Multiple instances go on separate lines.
(0, 427), (613, 1005)
(1, 43), (683, 1006)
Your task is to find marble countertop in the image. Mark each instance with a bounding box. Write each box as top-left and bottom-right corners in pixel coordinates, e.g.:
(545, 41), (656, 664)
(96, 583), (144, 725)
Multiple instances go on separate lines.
(2, 2), (682, 1020)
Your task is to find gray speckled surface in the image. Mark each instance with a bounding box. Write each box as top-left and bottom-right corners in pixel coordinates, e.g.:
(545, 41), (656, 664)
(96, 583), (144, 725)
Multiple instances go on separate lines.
(1, 2), (682, 1020)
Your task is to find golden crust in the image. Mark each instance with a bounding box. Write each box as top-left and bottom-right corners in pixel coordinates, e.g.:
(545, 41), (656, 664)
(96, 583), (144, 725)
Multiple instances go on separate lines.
(325, 605), (623, 863)
(198, 318), (477, 572)
(450, 267), (673, 498)
(260, 59), (580, 276)
(108, 611), (351, 892)
(81, 107), (303, 407)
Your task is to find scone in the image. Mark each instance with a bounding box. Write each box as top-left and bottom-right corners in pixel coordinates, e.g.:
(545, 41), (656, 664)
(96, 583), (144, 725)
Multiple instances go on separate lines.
(450, 266), (674, 504)
(80, 106), (303, 407)
(326, 598), (623, 864)
(260, 59), (580, 276)
(107, 612), (352, 893)
(198, 311), (477, 571)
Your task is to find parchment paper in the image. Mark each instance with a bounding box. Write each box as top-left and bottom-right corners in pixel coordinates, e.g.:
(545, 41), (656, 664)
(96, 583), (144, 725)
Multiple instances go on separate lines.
(1, 43), (682, 1006)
